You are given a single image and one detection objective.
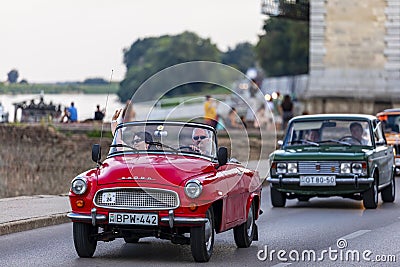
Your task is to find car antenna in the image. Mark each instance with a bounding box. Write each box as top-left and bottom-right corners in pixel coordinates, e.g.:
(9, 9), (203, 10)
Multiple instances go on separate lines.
(97, 69), (114, 166)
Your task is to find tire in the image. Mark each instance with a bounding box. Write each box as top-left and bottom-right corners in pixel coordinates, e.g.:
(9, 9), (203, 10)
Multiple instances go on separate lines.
(190, 208), (214, 262)
(381, 175), (396, 203)
(73, 222), (98, 258)
(123, 237), (140, 243)
(233, 201), (255, 248)
(271, 186), (286, 207)
(363, 177), (378, 209)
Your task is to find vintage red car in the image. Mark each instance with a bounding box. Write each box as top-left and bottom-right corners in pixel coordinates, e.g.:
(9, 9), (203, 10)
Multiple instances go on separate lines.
(68, 121), (262, 262)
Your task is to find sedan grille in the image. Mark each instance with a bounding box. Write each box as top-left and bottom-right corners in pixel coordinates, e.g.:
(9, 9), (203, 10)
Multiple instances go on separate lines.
(298, 161), (340, 174)
(94, 188), (179, 210)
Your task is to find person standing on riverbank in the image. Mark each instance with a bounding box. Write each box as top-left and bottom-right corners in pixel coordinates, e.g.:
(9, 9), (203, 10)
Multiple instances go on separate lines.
(204, 95), (218, 129)
(68, 102), (78, 122)
(94, 105), (105, 121)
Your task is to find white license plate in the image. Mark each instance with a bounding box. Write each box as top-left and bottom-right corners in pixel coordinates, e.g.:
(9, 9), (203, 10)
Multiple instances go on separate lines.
(109, 213), (158, 225)
(300, 176), (336, 186)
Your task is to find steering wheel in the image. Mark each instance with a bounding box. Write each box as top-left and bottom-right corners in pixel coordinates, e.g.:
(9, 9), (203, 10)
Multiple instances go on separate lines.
(178, 145), (200, 153)
(339, 136), (362, 145)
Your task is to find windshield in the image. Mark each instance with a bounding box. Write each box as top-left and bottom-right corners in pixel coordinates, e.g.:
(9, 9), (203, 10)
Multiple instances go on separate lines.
(378, 114), (400, 133)
(285, 119), (372, 146)
(109, 122), (217, 159)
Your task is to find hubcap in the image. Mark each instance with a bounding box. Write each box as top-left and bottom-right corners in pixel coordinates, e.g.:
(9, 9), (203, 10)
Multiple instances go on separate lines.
(204, 218), (212, 251)
(246, 207), (254, 237)
(374, 183), (378, 204)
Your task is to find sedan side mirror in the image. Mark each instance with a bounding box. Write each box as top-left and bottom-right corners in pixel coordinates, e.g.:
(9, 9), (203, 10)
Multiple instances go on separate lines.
(217, 147), (228, 167)
(92, 144), (102, 163)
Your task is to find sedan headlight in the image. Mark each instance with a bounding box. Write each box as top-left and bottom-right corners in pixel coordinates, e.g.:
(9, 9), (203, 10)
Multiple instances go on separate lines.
(351, 162), (367, 175)
(287, 163), (298, 174)
(71, 177), (87, 195)
(340, 162), (367, 175)
(184, 180), (202, 199)
(276, 162), (287, 174)
(340, 163), (351, 174)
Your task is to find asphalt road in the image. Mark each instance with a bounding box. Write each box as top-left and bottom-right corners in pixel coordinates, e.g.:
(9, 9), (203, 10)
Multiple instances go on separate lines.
(1, 182), (399, 267)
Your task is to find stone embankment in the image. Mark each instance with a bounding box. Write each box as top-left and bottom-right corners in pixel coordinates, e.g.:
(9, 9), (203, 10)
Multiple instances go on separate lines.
(0, 125), (112, 198)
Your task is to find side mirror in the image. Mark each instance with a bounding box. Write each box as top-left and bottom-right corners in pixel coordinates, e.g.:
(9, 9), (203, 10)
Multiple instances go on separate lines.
(92, 144), (101, 163)
(217, 147), (228, 167)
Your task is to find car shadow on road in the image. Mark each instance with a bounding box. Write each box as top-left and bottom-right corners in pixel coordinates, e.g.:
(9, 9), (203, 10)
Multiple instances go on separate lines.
(283, 197), (365, 210)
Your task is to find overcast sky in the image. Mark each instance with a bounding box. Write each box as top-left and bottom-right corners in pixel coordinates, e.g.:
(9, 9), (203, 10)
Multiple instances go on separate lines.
(0, 0), (265, 83)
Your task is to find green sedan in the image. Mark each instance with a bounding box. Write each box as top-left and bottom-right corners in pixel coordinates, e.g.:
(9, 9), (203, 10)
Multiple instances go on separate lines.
(267, 114), (396, 209)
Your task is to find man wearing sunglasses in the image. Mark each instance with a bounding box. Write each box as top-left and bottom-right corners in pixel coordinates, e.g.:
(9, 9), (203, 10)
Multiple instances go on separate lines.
(190, 128), (212, 156)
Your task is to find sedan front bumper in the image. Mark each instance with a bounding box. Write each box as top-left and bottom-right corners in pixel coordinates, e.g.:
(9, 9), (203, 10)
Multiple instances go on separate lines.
(267, 176), (374, 185)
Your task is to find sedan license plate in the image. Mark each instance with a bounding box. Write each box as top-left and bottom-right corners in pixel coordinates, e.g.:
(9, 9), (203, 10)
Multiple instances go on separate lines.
(109, 213), (158, 226)
(300, 176), (336, 186)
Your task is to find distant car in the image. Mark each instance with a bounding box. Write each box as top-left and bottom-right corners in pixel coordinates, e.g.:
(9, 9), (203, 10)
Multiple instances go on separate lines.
(267, 114), (396, 209)
(68, 121), (262, 262)
(376, 108), (400, 175)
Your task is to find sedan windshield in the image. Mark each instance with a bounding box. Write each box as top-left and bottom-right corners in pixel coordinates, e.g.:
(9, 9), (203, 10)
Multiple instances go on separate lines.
(109, 122), (217, 158)
(285, 120), (372, 146)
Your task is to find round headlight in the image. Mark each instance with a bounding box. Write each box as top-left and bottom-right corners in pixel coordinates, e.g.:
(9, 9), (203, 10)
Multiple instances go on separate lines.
(71, 178), (87, 195)
(340, 163), (351, 174)
(184, 180), (202, 199)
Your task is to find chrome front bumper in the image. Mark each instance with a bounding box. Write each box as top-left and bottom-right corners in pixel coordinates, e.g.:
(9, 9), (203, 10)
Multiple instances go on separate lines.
(267, 175), (374, 187)
(67, 209), (207, 228)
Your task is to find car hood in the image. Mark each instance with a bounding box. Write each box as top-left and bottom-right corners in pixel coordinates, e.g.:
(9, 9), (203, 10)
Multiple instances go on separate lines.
(271, 147), (369, 161)
(96, 154), (216, 186)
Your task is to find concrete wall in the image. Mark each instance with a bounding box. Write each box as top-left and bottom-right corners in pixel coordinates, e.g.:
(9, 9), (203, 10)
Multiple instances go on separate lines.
(305, 0), (400, 113)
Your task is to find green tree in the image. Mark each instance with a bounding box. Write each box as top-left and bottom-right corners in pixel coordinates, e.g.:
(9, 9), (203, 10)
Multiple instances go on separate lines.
(255, 17), (309, 76)
(222, 42), (256, 73)
(7, 69), (19, 83)
(119, 31), (222, 102)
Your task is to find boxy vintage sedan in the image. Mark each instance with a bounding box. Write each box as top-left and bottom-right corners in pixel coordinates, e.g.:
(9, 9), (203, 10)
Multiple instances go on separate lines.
(267, 114), (396, 209)
(68, 121), (262, 262)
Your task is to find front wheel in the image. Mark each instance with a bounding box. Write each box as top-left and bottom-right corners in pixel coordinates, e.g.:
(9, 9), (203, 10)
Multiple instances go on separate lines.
(190, 208), (214, 262)
(363, 178), (378, 209)
(73, 222), (98, 258)
(381, 175), (395, 202)
(233, 201), (255, 248)
(271, 186), (286, 207)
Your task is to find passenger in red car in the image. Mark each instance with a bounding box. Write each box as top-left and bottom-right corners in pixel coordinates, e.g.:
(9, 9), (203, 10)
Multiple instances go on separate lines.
(132, 131), (152, 150)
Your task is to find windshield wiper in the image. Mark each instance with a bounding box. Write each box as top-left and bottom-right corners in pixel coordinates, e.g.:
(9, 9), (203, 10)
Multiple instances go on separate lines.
(319, 139), (352, 146)
(147, 141), (179, 153)
(288, 139), (319, 147)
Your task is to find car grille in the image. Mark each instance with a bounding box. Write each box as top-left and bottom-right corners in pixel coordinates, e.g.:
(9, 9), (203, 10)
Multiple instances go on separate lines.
(94, 188), (179, 210)
(298, 161), (340, 174)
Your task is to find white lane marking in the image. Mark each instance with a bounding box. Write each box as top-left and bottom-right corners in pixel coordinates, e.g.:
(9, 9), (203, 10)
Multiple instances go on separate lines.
(339, 230), (371, 240)
(271, 263), (292, 267)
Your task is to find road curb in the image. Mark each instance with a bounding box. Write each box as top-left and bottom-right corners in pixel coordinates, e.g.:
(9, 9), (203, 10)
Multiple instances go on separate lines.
(0, 212), (69, 236)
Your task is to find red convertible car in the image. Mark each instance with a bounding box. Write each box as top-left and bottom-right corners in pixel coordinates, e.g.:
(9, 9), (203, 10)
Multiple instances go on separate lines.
(68, 121), (262, 262)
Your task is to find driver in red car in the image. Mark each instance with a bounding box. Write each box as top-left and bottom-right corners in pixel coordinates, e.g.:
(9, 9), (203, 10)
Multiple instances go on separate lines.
(191, 128), (212, 156)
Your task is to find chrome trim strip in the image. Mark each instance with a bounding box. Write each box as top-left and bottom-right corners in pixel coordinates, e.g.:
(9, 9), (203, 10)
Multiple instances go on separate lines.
(267, 177), (374, 184)
(93, 187), (180, 211)
(67, 212), (107, 221)
(378, 181), (391, 190)
(160, 217), (208, 225)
